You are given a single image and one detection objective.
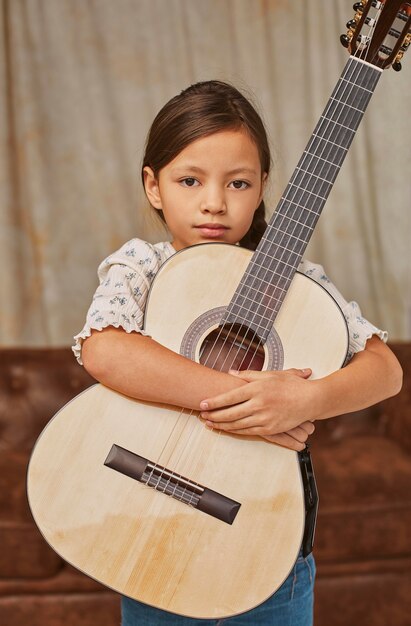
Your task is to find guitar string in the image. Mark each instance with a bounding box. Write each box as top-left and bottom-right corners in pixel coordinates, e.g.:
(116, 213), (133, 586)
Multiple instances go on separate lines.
(161, 12), (385, 504)
(208, 20), (382, 378)
(146, 9), (384, 501)
(183, 47), (376, 390)
(229, 2), (409, 385)
(162, 59), (378, 505)
(175, 12), (386, 472)
(202, 7), (386, 382)
(156, 10), (409, 507)
(168, 11), (385, 494)
(219, 7), (393, 381)
(153, 10), (383, 502)
(176, 14), (393, 504)
(179, 6), (409, 503)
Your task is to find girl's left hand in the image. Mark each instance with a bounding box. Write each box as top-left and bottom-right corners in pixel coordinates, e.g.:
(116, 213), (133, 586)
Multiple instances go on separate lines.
(199, 368), (318, 437)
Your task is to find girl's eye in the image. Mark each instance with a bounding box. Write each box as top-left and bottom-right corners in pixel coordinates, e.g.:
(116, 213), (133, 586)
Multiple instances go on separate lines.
(230, 180), (249, 190)
(180, 177), (199, 187)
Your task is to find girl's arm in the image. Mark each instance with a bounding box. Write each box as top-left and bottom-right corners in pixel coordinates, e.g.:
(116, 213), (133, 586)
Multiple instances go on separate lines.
(199, 336), (403, 440)
(82, 327), (246, 408)
(81, 327), (315, 450)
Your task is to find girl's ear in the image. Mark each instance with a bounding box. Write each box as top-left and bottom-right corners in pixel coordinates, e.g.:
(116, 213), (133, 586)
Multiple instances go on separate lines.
(143, 166), (162, 209)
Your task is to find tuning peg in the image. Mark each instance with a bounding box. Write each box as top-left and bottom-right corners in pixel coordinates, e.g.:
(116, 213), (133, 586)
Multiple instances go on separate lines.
(392, 61), (402, 71)
(346, 19), (357, 29)
(340, 34), (351, 48)
(353, 2), (364, 11)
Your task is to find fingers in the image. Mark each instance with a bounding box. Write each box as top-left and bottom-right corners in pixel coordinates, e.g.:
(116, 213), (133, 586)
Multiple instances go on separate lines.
(285, 423), (315, 443)
(204, 417), (262, 433)
(201, 399), (254, 424)
(263, 422), (315, 450)
(262, 433), (306, 452)
(295, 368), (312, 378)
(200, 368), (312, 412)
(298, 421), (316, 435)
(200, 387), (251, 412)
(228, 368), (312, 382)
(203, 416), (315, 439)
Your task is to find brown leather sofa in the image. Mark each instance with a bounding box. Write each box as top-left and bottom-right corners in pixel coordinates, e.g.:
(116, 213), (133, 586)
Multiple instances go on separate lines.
(1, 345), (410, 626)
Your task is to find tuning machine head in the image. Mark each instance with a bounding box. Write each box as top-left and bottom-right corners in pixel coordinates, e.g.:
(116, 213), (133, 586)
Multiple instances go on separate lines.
(341, 1), (366, 48)
(393, 30), (411, 70)
(341, 0), (411, 71)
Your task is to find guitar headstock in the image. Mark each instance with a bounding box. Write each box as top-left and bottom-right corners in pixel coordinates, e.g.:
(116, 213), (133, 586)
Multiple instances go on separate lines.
(341, 0), (411, 70)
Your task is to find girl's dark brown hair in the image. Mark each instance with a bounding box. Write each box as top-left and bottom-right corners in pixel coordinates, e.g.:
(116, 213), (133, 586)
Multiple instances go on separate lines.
(142, 80), (271, 250)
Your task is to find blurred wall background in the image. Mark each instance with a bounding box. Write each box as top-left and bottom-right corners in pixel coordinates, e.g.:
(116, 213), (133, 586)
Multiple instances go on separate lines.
(1, 0), (410, 347)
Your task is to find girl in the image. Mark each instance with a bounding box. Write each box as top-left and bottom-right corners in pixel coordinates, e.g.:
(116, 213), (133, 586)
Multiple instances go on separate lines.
(73, 80), (402, 626)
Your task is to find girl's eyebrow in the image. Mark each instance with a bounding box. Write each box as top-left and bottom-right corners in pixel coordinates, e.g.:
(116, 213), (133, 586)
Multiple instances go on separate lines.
(171, 165), (258, 176)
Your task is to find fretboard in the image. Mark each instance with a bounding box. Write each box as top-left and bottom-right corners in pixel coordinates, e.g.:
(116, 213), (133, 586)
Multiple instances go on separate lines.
(221, 57), (382, 340)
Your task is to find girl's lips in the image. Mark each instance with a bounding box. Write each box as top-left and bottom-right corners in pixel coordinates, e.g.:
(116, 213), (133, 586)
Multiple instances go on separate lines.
(195, 224), (228, 238)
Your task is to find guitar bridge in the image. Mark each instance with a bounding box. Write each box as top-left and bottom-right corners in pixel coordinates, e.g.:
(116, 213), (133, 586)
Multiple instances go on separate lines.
(104, 444), (241, 524)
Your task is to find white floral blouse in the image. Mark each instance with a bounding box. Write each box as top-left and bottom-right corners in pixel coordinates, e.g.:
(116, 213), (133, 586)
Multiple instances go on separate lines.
(72, 238), (387, 365)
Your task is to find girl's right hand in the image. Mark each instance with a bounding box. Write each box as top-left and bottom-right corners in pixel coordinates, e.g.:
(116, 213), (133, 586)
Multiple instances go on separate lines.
(263, 420), (315, 451)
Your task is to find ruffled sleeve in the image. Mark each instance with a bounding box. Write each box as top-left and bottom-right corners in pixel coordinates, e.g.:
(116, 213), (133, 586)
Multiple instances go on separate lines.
(72, 239), (172, 365)
(299, 260), (387, 363)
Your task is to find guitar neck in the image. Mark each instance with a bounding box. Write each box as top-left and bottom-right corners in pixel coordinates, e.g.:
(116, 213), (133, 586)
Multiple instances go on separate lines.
(222, 56), (382, 339)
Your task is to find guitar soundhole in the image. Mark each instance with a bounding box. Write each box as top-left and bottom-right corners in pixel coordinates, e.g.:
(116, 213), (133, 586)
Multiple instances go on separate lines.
(199, 323), (265, 373)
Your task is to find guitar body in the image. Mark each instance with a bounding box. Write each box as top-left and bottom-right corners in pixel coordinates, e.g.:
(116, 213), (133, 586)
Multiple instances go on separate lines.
(28, 243), (348, 619)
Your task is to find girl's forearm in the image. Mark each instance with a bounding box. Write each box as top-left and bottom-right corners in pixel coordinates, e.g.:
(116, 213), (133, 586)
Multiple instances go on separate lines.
(311, 336), (403, 421)
(82, 327), (246, 409)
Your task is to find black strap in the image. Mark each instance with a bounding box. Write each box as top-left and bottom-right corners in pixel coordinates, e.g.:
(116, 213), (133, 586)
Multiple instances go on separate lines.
(298, 444), (319, 557)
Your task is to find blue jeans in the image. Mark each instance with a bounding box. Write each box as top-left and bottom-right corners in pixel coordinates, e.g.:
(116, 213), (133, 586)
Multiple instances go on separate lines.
(121, 552), (315, 626)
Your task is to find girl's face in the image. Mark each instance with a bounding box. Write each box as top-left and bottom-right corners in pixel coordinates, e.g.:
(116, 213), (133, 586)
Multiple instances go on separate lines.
(144, 129), (267, 251)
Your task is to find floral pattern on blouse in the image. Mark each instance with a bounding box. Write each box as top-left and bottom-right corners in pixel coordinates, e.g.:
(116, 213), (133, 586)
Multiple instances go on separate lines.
(72, 238), (387, 365)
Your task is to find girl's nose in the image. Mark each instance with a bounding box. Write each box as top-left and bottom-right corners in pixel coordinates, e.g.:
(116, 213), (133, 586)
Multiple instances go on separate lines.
(200, 188), (227, 214)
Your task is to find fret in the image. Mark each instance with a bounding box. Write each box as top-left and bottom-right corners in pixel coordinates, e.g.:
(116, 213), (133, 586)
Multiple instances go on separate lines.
(334, 85), (372, 111)
(225, 303), (276, 327)
(280, 195), (322, 215)
(306, 137), (348, 164)
(294, 165), (338, 185)
(302, 150), (343, 169)
(302, 143), (347, 172)
(263, 213), (317, 235)
(222, 57), (382, 336)
(234, 291), (280, 312)
(239, 274), (288, 292)
(239, 282), (287, 300)
(340, 76), (373, 93)
(224, 301), (284, 335)
(221, 316), (272, 338)
(322, 103), (363, 133)
(327, 92), (366, 116)
(285, 214), (313, 230)
(250, 254), (299, 276)
(311, 133), (349, 152)
(259, 237), (308, 261)
(289, 170), (333, 199)
(265, 220), (314, 244)
(313, 121), (354, 149)
(243, 263), (294, 284)
(244, 248), (302, 269)
(320, 115), (356, 133)
(329, 96), (363, 114)
(265, 228), (308, 247)
(281, 189), (326, 208)
(345, 58), (381, 88)
(256, 244), (302, 270)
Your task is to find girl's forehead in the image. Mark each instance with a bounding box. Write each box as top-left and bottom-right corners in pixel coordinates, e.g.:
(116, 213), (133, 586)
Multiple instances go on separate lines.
(169, 129), (261, 170)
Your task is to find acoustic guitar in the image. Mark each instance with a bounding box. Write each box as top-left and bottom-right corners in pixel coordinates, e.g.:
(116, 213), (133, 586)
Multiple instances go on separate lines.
(27, 1), (410, 619)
